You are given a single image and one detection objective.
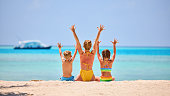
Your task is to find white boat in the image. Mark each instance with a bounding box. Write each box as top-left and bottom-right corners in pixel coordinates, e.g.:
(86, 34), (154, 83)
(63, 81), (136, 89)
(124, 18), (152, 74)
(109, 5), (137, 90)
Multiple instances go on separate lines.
(14, 40), (51, 49)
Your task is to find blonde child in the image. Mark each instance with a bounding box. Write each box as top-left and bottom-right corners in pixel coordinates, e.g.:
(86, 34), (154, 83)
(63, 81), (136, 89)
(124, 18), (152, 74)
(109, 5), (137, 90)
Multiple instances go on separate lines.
(57, 43), (77, 81)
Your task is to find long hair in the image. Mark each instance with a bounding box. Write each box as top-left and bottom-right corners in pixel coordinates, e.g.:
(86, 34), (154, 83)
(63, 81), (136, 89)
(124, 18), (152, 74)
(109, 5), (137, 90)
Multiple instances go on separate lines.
(102, 49), (110, 60)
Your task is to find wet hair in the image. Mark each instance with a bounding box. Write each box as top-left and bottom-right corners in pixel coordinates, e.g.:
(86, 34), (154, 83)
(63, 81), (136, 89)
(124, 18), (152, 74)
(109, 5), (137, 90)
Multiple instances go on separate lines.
(63, 51), (71, 58)
(83, 40), (92, 50)
(102, 49), (110, 60)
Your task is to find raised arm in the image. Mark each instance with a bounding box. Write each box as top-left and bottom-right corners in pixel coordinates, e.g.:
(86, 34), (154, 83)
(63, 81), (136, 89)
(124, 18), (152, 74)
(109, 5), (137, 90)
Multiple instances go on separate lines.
(57, 43), (65, 61)
(97, 41), (103, 62)
(70, 25), (83, 54)
(71, 44), (78, 62)
(110, 39), (118, 62)
(91, 24), (105, 54)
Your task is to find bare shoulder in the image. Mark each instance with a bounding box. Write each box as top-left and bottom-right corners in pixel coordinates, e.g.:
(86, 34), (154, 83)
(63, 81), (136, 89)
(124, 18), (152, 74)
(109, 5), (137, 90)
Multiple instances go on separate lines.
(100, 61), (105, 67)
(87, 52), (95, 57)
(70, 59), (74, 63)
(91, 50), (96, 54)
(109, 60), (114, 64)
(78, 51), (84, 55)
(61, 59), (65, 62)
(62, 60), (73, 65)
(100, 59), (104, 63)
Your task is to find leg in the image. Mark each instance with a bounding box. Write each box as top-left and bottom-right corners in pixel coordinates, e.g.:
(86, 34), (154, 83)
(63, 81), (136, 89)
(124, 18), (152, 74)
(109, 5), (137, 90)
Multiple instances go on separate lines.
(95, 76), (100, 82)
(91, 74), (96, 81)
(112, 77), (115, 81)
(75, 74), (83, 81)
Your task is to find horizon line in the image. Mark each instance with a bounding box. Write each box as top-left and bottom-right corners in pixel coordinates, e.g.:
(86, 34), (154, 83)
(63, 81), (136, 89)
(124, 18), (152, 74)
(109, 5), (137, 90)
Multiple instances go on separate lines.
(0, 45), (170, 48)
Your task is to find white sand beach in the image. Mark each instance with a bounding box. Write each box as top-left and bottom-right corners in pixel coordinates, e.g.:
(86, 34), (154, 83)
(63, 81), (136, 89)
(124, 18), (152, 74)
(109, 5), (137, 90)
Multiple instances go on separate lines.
(0, 80), (170, 96)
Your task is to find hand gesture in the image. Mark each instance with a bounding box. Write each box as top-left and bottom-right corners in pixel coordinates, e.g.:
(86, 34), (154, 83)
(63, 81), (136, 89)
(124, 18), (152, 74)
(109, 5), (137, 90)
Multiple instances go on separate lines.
(97, 24), (105, 32)
(110, 38), (118, 45)
(97, 41), (101, 46)
(57, 43), (63, 48)
(70, 24), (76, 32)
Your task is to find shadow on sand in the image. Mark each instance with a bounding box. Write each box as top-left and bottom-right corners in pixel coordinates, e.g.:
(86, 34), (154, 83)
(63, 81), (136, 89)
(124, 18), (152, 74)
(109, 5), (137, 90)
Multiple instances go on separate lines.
(0, 84), (29, 89)
(0, 84), (32, 96)
(0, 92), (33, 96)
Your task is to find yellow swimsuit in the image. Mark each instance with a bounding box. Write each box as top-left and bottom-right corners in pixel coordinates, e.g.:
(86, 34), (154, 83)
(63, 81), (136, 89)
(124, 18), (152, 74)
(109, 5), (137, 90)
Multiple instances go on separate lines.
(80, 52), (94, 81)
(80, 69), (93, 81)
(85, 51), (91, 56)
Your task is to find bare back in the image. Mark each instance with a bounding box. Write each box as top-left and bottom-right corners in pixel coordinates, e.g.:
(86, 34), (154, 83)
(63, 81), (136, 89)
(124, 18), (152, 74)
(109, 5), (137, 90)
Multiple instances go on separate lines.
(79, 52), (95, 70)
(70, 24), (104, 81)
(62, 60), (72, 77)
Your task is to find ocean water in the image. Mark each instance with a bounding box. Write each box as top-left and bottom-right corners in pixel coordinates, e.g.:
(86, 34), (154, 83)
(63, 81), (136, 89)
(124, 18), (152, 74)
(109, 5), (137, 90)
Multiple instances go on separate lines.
(0, 46), (170, 81)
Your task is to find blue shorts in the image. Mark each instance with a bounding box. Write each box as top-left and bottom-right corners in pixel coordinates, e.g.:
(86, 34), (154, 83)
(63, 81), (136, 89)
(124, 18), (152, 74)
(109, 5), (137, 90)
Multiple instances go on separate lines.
(60, 76), (74, 81)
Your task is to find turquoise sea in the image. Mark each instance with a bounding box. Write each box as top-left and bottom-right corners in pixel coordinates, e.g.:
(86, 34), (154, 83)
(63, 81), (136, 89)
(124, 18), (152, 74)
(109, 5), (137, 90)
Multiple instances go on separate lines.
(0, 46), (170, 81)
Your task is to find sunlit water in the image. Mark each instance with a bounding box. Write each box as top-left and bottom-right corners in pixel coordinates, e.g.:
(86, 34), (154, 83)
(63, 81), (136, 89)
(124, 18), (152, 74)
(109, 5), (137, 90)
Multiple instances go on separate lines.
(0, 46), (170, 81)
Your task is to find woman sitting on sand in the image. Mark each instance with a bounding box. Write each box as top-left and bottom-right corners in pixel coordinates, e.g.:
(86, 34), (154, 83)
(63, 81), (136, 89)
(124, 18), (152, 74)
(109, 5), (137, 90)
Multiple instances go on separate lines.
(96, 39), (118, 81)
(70, 24), (104, 81)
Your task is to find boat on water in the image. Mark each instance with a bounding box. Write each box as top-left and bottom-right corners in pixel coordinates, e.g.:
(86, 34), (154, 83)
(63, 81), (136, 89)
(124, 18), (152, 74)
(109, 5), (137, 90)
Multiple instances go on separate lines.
(14, 40), (51, 49)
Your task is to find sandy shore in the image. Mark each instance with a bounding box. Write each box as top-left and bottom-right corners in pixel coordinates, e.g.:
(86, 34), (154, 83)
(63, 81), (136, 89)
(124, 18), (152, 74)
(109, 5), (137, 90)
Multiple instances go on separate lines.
(0, 80), (170, 96)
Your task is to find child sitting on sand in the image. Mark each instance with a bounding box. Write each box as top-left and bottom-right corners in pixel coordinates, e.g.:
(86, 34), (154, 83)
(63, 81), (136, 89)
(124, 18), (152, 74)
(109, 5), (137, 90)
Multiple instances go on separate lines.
(96, 39), (118, 81)
(57, 43), (77, 81)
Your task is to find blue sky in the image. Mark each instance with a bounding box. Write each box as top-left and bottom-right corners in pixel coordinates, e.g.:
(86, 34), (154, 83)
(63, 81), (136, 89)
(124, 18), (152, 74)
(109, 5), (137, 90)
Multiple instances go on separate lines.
(0, 0), (170, 46)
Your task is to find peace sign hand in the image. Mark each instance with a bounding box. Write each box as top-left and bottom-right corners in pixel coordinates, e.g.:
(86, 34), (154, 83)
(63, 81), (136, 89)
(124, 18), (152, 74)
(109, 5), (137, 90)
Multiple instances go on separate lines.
(57, 43), (63, 48)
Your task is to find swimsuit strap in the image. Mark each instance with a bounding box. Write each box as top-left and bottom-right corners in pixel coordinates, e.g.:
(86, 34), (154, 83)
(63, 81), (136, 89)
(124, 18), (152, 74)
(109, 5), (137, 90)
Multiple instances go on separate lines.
(104, 64), (109, 68)
(83, 63), (91, 70)
(101, 60), (112, 72)
(104, 61), (109, 68)
(83, 51), (91, 70)
(85, 51), (91, 56)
